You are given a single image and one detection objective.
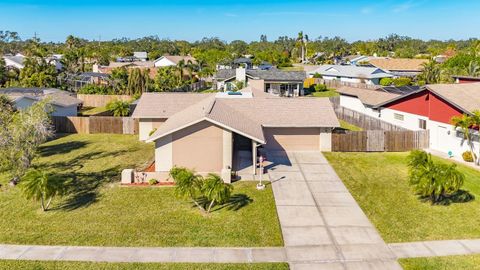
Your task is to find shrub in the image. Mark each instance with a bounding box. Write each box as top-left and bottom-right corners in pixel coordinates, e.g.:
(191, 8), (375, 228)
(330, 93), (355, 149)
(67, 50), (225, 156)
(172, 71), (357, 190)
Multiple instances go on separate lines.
(314, 84), (327, 92)
(312, 73), (322, 78)
(462, 151), (476, 162)
(380, 78), (393, 86)
(78, 85), (114, 95)
(393, 77), (412, 87)
(106, 100), (130, 117)
(407, 150), (465, 204)
(148, 128), (157, 137)
(148, 179), (159, 185)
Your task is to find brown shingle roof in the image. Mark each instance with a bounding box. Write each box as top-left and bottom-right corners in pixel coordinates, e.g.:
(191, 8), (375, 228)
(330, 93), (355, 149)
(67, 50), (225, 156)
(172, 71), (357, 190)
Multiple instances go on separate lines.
(368, 58), (428, 72)
(132, 92), (215, 118)
(427, 83), (480, 114)
(337, 86), (400, 107)
(145, 95), (340, 144)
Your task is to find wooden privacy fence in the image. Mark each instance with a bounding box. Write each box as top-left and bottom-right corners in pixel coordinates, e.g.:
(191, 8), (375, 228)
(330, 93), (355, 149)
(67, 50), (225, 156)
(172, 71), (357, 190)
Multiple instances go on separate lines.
(332, 130), (429, 152)
(77, 94), (133, 107)
(330, 102), (407, 131)
(52, 116), (138, 135)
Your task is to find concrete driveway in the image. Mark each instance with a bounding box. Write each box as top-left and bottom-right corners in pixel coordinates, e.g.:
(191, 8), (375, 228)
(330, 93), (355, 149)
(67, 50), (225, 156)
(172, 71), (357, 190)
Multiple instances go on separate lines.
(266, 151), (402, 270)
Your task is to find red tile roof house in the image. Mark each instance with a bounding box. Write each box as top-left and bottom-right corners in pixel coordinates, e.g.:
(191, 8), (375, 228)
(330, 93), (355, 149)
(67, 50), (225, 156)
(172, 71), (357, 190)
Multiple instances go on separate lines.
(130, 92), (339, 183)
(336, 83), (480, 157)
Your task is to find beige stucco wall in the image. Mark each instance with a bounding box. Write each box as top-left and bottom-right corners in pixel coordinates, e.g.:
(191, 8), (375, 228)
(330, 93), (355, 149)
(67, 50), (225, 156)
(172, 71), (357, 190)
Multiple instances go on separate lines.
(319, 128), (333, 152)
(248, 79), (265, 92)
(172, 121), (224, 173)
(263, 127), (321, 151)
(139, 118), (166, 141)
(155, 134), (173, 172)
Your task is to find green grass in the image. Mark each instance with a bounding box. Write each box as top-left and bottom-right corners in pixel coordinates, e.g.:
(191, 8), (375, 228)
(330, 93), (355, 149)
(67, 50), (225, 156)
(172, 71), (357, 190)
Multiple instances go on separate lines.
(306, 89), (339, 98)
(324, 152), (480, 243)
(0, 134), (283, 247)
(0, 261), (289, 270)
(339, 120), (363, 131)
(278, 66), (304, 71)
(78, 106), (110, 116)
(400, 255), (480, 270)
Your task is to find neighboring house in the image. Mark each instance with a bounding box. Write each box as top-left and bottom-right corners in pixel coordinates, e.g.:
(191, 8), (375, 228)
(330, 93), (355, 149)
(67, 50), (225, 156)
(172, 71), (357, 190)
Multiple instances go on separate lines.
(337, 83), (480, 156)
(133, 52), (148, 61)
(153, 55), (196, 68)
(214, 68), (306, 97)
(0, 87), (82, 116)
(367, 58), (428, 77)
(309, 65), (393, 85)
(452, 75), (480, 84)
(133, 92), (339, 183)
(46, 54), (64, 71)
(3, 54), (25, 69)
(93, 61), (157, 79)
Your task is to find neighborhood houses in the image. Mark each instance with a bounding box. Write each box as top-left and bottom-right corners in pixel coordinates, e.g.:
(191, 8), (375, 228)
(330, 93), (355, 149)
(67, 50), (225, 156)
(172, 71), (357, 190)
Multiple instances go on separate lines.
(2, 4), (480, 269)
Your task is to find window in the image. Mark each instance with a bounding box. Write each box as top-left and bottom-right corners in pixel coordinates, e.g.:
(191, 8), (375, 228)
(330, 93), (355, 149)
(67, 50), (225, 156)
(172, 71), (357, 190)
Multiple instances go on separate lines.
(419, 119), (427, 130)
(394, 113), (404, 121)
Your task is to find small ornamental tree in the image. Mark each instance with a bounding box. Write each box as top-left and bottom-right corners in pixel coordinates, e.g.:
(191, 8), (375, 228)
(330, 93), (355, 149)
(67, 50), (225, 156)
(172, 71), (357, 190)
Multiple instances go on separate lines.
(202, 173), (233, 213)
(19, 170), (68, 211)
(106, 100), (130, 117)
(407, 150), (465, 204)
(451, 114), (477, 164)
(170, 167), (234, 214)
(379, 77), (393, 86)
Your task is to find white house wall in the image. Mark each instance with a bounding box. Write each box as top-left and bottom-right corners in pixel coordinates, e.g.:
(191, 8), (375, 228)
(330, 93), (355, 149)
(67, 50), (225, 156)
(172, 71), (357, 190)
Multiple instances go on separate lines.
(322, 75), (376, 85)
(154, 58), (176, 67)
(340, 95), (477, 156)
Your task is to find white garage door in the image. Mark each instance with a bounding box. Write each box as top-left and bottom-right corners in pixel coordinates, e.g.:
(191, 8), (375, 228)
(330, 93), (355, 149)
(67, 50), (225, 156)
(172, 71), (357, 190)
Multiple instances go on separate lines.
(263, 127), (320, 151)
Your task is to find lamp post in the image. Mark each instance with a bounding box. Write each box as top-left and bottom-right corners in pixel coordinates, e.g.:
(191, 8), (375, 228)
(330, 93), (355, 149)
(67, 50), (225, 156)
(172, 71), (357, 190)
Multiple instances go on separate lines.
(257, 155), (266, 190)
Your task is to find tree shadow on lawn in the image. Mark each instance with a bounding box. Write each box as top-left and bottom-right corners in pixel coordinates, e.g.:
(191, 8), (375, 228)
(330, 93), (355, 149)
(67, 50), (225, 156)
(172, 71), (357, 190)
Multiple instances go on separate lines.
(35, 150), (129, 211)
(38, 140), (89, 157)
(418, 190), (475, 206)
(196, 194), (254, 212)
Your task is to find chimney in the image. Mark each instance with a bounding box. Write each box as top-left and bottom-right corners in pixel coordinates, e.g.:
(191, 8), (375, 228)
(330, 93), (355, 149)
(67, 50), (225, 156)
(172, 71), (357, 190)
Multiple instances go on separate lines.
(236, 67), (246, 82)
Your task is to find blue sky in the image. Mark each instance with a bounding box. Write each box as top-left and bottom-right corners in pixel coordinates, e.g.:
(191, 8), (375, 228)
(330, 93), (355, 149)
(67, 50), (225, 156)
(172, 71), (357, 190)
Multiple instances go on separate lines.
(0, 0), (479, 42)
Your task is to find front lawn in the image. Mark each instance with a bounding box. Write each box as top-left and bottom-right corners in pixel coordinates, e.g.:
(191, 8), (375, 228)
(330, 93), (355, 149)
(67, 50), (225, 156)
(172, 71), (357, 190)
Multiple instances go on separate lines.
(324, 152), (480, 243)
(0, 261), (289, 270)
(400, 255), (480, 270)
(0, 134), (283, 247)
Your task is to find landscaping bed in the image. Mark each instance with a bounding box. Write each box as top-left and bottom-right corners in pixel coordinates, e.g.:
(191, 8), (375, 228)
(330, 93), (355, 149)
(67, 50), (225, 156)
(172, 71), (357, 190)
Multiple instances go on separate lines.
(0, 134), (282, 247)
(324, 152), (480, 243)
(0, 261), (289, 270)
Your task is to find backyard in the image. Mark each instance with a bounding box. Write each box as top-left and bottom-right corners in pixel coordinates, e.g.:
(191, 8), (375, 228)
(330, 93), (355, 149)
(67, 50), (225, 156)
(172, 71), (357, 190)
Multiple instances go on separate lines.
(0, 134), (283, 247)
(324, 152), (480, 243)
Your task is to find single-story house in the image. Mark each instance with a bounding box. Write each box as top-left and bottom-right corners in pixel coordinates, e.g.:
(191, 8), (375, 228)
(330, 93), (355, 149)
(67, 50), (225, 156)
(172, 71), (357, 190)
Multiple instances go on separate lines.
(0, 87), (82, 116)
(337, 83), (480, 157)
(453, 75), (480, 84)
(133, 52), (148, 61)
(133, 92), (339, 183)
(214, 68), (306, 97)
(3, 54), (25, 69)
(153, 55), (196, 68)
(367, 58), (428, 77)
(309, 65), (393, 85)
(132, 93), (216, 141)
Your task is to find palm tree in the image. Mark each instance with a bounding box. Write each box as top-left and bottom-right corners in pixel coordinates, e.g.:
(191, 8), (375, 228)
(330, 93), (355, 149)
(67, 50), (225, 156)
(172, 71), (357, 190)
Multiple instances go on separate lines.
(171, 167), (206, 212)
(451, 114), (477, 164)
(469, 110), (480, 165)
(202, 174), (233, 213)
(19, 170), (67, 211)
(296, 31), (305, 63)
(467, 61), (480, 77)
(407, 150), (465, 203)
(177, 59), (186, 80)
(106, 100), (130, 116)
(420, 61), (441, 84)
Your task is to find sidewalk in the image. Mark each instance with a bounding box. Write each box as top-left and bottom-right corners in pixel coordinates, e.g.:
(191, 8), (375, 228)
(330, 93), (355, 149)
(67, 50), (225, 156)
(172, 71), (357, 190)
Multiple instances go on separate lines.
(428, 149), (480, 171)
(389, 239), (480, 259)
(268, 151), (401, 270)
(0, 245), (286, 263)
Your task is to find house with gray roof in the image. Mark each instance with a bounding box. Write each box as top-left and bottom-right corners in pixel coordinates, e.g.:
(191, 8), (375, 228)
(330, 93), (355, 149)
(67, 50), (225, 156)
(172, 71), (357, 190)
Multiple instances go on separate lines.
(0, 87), (82, 116)
(309, 65), (393, 85)
(214, 68), (307, 97)
(130, 91), (339, 183)
(3, 54), (25, 69)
